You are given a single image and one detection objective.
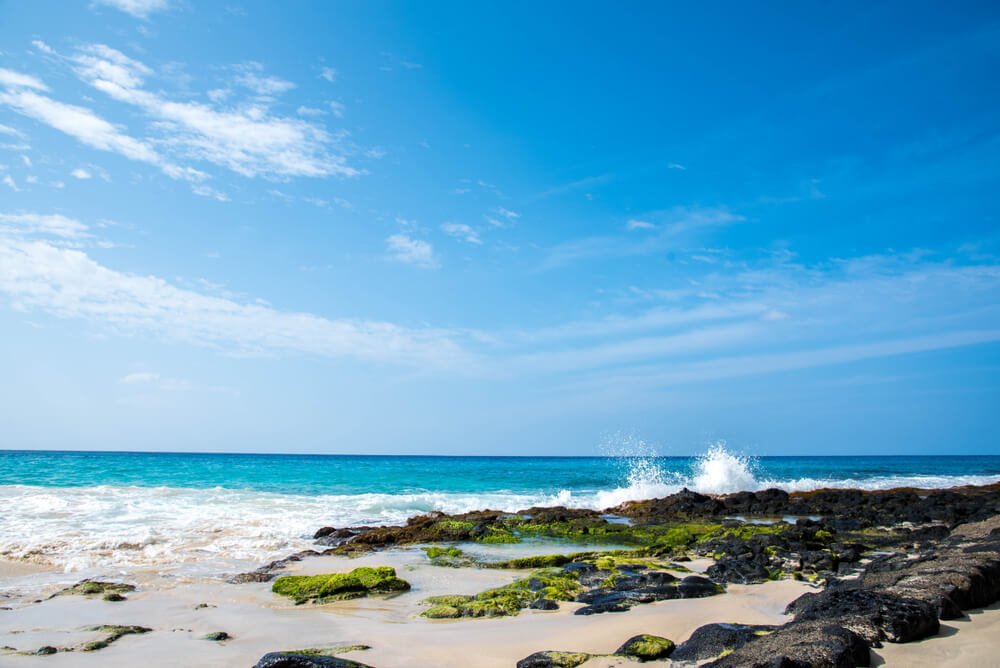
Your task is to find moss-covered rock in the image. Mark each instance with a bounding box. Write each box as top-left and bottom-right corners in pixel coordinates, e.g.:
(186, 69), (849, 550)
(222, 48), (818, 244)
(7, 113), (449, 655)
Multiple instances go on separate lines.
(80, 625), (151, 652)
(615, 634), (675, 661)
(422, 567), (580, 618)
(516, 650), (592, 668)
(54, 580), (135, 598)
(203, 631), (231, 641)
(423, 546), (477, 567)
(271, 567), (410, 604)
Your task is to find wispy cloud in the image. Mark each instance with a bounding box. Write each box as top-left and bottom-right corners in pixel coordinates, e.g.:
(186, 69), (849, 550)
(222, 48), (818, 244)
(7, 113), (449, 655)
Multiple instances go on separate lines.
(441, 223), (482, 245)
(232, 63), (295, 96)
(71, 168), (92, 180)
(385, 234), (438, 269)
(0, 68), (200, 181)
(0, 214), (467, 367)
(92, 0), (171, 19)
(320, 67), (337, 83)
(541, 206), (743, 269)
(68, 44), (357, 179)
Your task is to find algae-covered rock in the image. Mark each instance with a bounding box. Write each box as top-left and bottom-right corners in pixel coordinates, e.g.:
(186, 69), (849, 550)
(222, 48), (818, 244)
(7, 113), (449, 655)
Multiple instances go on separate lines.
(615, 634), (675, 661)
(516, 650), (592, 668)
(423, 546), (477, 567)
(80, 625), (151, 651)
(422, 568), (580, 618)
(54, 580), (136, 598)
(203, 631), (231, 641)
(272, 567), (410, 604)
(254, 652), (373, 668)
(671, 623), (775, 663)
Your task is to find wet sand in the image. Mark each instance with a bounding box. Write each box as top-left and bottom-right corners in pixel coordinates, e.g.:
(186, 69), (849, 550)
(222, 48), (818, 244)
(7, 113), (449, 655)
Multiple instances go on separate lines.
(1, 546), (996, 667)
(0, 546), (811, 667)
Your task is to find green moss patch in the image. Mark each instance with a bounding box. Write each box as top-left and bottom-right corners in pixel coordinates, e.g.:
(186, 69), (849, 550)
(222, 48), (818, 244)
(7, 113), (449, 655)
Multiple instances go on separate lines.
(422, 567), (580, 618)
(80, 625), (151, 652)
(55, 580), (136, 598)
(615, 634), (675, 661)
(271, 567), (410, 605)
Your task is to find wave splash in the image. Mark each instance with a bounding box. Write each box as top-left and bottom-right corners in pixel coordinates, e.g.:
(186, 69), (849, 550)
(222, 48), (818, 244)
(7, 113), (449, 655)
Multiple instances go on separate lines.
(1, 443), (998, 573)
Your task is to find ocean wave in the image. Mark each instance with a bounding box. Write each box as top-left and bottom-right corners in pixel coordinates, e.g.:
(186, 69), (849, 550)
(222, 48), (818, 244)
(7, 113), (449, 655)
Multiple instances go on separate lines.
(1, 445), (998, 573)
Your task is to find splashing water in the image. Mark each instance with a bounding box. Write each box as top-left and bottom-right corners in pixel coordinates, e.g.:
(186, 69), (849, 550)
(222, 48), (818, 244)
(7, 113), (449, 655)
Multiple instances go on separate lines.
(690, 442), (759, 493)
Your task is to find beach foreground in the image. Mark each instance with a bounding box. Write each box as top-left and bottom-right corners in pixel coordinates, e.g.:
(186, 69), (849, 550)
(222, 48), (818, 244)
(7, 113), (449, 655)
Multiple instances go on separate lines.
(3, 483), (1000, 667)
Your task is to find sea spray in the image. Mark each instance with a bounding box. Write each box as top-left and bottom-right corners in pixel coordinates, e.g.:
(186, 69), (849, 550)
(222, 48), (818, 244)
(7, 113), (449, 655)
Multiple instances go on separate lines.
(1, 447), (999, 572)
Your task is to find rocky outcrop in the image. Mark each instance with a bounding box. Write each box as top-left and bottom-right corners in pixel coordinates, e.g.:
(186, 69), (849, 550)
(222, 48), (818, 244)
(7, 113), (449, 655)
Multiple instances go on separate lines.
(670, 623), (775, 663)
(614, 634), (674, 661)
(253, 653), (372, 668)
(693, 515), (1000, 667)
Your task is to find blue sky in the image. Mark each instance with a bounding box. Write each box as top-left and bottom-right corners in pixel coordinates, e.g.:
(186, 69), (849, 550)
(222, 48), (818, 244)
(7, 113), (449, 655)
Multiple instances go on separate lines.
(0, 1), (998, 455)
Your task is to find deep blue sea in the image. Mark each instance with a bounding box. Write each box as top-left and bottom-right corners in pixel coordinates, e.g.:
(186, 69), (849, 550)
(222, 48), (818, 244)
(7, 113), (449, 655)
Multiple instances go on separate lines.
(2, 447), (999, 572)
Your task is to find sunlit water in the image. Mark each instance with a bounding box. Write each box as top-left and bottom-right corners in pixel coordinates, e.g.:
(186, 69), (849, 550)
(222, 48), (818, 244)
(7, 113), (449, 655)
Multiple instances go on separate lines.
(1, 444), (998, 573)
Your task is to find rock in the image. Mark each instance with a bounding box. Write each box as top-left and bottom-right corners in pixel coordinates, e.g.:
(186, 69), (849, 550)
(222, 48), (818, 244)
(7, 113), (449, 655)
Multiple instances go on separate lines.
(704, 620), (871, 668)
(677, 574), (722, 597)
(102, 592), (127, 602)
(614, 634), (674, 661)
(529, 598), (560, 610)
(272, 567), (410, 605)
(515, 650), (592, 668)
(671, 623), (775, 663)
(786, 588), (939, 645)
(203, 631), (231, 641)
(253, 653), (372, 668)
(34, 646), (58, 655)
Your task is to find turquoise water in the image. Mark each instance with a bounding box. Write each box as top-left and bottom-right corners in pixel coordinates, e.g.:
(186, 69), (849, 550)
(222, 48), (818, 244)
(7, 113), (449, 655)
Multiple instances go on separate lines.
(2, 448), (999, 572)
(3, 449), (1000, 495)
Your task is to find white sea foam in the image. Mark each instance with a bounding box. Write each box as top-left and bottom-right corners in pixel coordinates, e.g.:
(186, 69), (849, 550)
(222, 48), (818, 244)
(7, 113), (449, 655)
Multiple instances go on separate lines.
(1, 445), (997, 574)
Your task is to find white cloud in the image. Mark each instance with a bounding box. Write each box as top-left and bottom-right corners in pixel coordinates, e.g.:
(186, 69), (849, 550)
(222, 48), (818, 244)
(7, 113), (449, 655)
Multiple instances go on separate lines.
(0, 75), (200, 180)
(297, 106), (324, 117)
(191, 184), (229, 201)
(494, 207), (520, 221)
(385, 234), (438, 269)
(0, 218), (467, 367)
(233, 64), (295, 96)
(31, 40), (55, 55)
(0, 212), (89, 239)
(92, 0), (171, 19)
(120, 371), (160, 384)
(441, 223), (482, 245)
(21, 155), (32, 167)
(0, 123), (25, 137)
(329, 100), (346, 118)
(320, 67), (337, 83)
(3, 175), (20, 191)
(626, 219), (656, 230)
(667, 162), (686, 170)
(71, 168), (92, 180)
(68, 45), (357, 179)
(0, 68), (49, 91)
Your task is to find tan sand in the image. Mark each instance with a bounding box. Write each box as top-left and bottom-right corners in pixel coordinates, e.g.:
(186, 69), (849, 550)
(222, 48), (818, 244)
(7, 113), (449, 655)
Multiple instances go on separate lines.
(872, 602), (1000, 667)
(0, 547), (812, 667)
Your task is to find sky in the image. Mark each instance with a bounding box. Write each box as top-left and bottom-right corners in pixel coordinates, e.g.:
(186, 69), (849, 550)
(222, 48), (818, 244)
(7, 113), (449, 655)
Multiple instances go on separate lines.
(0, 1), (998, 456)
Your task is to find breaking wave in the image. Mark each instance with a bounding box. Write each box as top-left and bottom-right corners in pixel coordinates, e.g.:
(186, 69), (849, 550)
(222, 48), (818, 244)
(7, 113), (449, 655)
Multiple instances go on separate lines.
(1, 442), (998, 573)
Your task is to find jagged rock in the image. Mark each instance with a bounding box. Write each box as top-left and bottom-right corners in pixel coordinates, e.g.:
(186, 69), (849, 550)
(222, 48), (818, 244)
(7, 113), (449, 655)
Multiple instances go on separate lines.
(786, 588), (939, 645)
(704, 621), (871, 668)
(516, 651), (592, 668)
(614, 634), (674, 661)
(671, 623), (775, 663)
(253, 653), (372, 668)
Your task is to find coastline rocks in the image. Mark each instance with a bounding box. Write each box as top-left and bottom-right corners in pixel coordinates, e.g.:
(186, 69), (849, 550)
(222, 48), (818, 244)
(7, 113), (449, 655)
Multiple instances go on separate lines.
(254, 653), (372, 668)
(51, 580), (136, 599)
(786, 589), (939, 645)
(515, 651), (592, 668)
(614, 634), (675, 661)
(272, 567), (410, 605)
(670, 623), (775, 663)
(229, 549), (326, 584)
(703, 621), (871, 668)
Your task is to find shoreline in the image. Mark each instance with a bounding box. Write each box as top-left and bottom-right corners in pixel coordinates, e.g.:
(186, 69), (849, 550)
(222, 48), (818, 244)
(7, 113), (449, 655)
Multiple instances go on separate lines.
(2, 482), (1000, 666)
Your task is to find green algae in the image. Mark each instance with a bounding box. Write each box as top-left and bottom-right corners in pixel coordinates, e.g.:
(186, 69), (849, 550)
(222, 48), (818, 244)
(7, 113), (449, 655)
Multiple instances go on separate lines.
(55, 580), (136, 598)
(616, 634), (675, 661)
(81, 625), (151, 652)
(422, 567), (580, 618)
(423, 546), (477, 567)
(526, 651), (593, 667)
(279, 645), (371, 657)
(272, 567), (410, 605)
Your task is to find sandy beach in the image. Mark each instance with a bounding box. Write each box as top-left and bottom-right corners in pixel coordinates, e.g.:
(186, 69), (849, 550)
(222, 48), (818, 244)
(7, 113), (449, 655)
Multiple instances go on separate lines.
(2, 540), (998, 667)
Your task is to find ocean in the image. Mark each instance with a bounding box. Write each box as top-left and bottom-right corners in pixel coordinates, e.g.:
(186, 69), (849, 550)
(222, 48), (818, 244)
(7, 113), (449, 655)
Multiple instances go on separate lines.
(2, 446), (999, 574)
